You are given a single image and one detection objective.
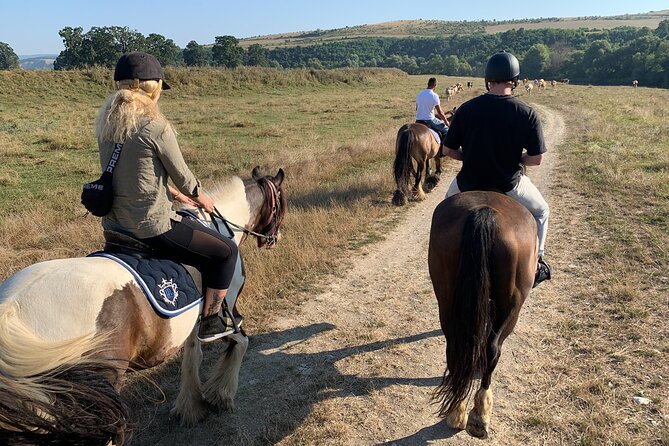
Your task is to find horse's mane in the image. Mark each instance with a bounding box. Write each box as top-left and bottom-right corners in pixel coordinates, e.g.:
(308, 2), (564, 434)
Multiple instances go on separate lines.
(206, 177), (251, 228)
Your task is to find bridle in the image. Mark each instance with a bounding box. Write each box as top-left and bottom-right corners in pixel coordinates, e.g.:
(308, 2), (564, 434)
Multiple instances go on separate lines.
(211, 177), (282, 247)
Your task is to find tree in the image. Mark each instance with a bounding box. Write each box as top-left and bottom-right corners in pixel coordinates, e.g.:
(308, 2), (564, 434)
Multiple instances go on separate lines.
(245, 44), (268, 66)
(55, 26), (146, 69)
(547, 41), (571, 73)
(0, 42), (20, 70)
(443, 55), (460, 75)
(523, 44), (550, 78)
(582, 40), (613, 83)
(211, 36), (243, 68)
(656, 19), (669, 39)
(146, 33), (182, 66)
(458, 59), (473, 76)
(54, 26), (86, 70)
(183, 41), (211, 67)
(306, 57), (323, 69)
(425, 54), (444, 74)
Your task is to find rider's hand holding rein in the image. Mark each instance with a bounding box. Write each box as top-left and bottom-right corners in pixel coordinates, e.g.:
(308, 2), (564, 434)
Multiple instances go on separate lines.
(193, 194), (215, 213)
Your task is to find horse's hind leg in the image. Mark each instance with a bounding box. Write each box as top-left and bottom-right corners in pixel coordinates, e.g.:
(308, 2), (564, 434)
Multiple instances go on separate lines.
(203, 332), (249, 411)
(467, 386), (493, 439)
(413, 161), (426, 201)
(425, 159), (441, 192)
(171, 328), (208, 425)
(446, 399), (468, 430)
(466, 333), (503, 438)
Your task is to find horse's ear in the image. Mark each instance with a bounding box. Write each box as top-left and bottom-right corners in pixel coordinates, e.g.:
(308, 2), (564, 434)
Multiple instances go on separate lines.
(272, 168), (285, 187)
(252, 166), (262, 180)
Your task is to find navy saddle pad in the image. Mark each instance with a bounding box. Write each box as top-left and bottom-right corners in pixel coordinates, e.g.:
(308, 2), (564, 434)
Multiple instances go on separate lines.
(89, 251), (203, 318)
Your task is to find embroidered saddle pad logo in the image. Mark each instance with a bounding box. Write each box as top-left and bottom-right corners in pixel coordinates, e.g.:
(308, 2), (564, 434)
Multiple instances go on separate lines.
(89, 251), (203, 318)
(158, 278), (179, 305)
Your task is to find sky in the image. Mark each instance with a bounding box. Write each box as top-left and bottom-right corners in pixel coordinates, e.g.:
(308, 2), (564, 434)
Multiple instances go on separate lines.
(2, 0), (668, 56)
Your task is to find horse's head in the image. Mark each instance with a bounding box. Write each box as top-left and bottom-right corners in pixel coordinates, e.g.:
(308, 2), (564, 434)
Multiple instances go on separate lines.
(248, 166), (286, 249)
(444, 106), (457, 126)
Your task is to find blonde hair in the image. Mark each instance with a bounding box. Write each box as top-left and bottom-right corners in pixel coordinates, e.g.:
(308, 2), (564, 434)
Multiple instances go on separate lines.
(95, 79), (173, 143)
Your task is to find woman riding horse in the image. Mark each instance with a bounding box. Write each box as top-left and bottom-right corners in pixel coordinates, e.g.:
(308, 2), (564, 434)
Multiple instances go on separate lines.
(0, 167), (286, 444)
(100, 52), (238, 342)
(0, 51), (288, 444)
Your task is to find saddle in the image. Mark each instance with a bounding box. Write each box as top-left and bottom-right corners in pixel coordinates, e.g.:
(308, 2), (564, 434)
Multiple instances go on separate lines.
(102, 229), (203, 294)
(96, 212), (245, 320)
(415, 120), (445, 146)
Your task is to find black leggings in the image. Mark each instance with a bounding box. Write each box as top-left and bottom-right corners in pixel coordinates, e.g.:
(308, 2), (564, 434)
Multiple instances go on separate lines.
(143, 217), (238, 290)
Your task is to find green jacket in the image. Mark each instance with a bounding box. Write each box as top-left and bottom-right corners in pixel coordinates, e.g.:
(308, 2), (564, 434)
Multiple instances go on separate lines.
(98, 119), (200, 239)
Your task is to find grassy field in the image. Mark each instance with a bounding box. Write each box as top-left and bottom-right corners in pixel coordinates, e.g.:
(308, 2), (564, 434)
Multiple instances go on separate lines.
(0, 68), (667, 444)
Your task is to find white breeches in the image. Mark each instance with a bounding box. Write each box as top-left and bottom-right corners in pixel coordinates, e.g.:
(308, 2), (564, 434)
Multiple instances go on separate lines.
(445, 175), (549, 256)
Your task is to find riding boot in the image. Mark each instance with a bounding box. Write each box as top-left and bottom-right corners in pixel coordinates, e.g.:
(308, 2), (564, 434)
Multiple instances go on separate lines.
(197, 313), (234, 343)
(533, 256), (552, 288)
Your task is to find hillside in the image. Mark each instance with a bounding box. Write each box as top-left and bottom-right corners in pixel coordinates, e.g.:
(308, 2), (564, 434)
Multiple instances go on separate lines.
(239, 9), (669, 48)
(19, 56), (56, 70)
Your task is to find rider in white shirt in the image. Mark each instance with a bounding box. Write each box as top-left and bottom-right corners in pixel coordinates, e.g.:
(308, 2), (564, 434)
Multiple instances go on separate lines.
(415, 77), (449, 145)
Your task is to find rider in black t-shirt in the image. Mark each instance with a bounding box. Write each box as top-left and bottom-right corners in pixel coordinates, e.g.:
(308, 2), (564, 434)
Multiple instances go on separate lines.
(441, 51), (552, 287)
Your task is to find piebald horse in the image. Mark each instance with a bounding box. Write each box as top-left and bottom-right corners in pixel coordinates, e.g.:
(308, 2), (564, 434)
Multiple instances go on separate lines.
(392, 109), (455, 206)
(428, 191), (537, 439)
(0, 167), (286, 445)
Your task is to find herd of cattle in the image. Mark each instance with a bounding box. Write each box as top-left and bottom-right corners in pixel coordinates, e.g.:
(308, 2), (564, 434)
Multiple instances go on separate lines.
(446, 78), (640, 98)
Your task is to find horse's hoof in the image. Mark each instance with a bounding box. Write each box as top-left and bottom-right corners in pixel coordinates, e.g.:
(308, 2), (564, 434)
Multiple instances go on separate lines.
(203, 385), (235, 412)
(425, 177), (439, 192)
(392, 190), (406, 206)
(205, 393), (234, 412)
(466, 414), (489, 439)
(171, 400), (209, 426)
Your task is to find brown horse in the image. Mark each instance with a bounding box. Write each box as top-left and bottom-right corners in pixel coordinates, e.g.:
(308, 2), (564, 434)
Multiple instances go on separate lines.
(428, 191), (537, 438)
(392, 109), (454, 206)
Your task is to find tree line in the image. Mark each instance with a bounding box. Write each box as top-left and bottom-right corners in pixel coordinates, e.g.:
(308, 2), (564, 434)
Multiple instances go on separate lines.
(1, 21), (668, 87)
(267, 22), (669, 87)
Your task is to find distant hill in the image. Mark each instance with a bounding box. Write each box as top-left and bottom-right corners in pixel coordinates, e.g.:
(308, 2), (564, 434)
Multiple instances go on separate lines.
(19, 54), (57, 71)
(239, 9), (669, 48)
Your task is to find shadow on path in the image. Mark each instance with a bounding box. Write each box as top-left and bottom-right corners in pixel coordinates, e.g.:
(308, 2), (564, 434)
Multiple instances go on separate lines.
(125, 323), (443, 445)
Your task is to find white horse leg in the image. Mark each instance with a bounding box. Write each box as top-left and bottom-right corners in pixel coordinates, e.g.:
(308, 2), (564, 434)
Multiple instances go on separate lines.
(171, 328), (207, 425)
(466, 386), (493, 439)
(202, 332), (249, 410)
(446, 399), (468, 430)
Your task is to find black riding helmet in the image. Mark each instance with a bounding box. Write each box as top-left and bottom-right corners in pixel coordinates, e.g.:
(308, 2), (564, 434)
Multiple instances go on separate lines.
(484, 51), (520, 91)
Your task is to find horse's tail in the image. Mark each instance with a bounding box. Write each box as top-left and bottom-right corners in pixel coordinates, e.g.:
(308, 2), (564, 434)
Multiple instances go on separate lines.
(392, 125), (415, 206)
(0, 302), (128, 445)
(435, 207), (496, 417)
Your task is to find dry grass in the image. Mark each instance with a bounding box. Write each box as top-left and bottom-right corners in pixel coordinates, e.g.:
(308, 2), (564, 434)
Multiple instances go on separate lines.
(513, 84), (669, 445)
(1, 69), (668, 444)
(486, 17), (667, 33)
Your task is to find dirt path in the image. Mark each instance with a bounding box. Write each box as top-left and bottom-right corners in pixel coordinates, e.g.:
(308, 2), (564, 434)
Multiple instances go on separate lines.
(129, 106), (566, 445)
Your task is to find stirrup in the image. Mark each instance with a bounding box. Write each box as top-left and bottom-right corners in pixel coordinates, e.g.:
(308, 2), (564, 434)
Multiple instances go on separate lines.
(533, 257), (552, 288)
(197, 314), (234, 343)
(220, 303), (242, 334)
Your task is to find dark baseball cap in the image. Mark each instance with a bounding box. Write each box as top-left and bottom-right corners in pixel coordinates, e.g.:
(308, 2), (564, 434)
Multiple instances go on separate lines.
(114, 51), (171, 90)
